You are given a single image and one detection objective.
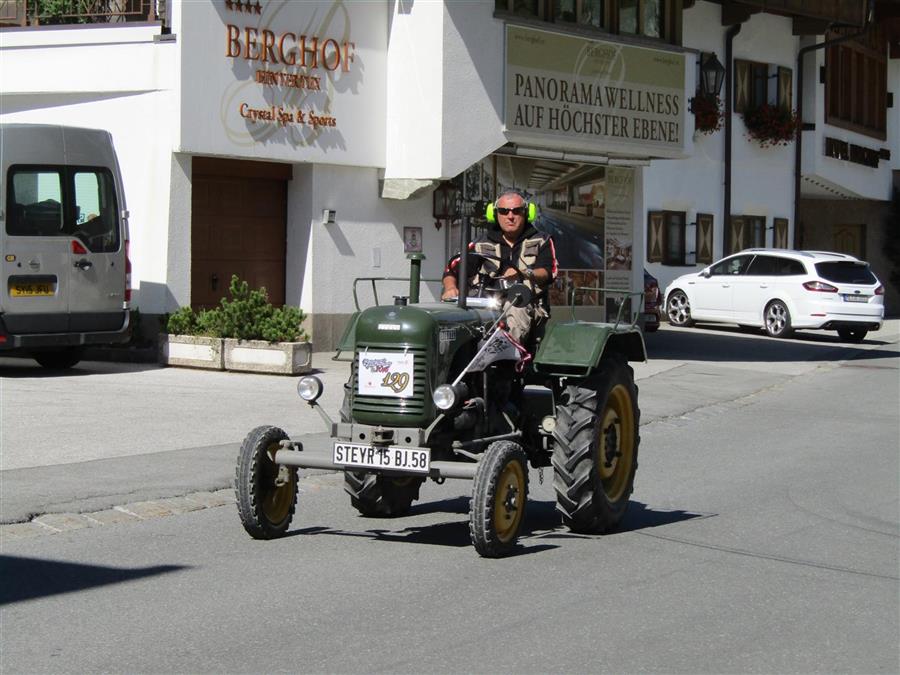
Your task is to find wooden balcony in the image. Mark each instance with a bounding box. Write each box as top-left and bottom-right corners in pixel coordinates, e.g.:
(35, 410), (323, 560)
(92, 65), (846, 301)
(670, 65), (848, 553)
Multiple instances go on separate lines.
(0, 0), (162, 27)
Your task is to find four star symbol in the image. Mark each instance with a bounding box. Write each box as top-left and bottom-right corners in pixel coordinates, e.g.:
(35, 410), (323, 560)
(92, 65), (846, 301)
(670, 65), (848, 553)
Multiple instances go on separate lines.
(225, 0), (262, 14)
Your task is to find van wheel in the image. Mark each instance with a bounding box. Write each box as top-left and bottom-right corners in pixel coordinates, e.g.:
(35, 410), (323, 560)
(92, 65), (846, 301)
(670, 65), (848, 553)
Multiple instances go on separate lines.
(32, 347), (84, 370)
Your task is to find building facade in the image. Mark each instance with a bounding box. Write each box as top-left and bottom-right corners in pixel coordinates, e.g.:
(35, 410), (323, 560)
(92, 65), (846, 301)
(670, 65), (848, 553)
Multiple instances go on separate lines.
(1, 0), (894, 349)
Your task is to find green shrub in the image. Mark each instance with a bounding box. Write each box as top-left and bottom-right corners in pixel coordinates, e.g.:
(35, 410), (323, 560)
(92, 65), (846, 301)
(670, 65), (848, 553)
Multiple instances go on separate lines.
(165, 275), (308, 342)
(166, 306), (197, 335)
(260, 306), (308, 343)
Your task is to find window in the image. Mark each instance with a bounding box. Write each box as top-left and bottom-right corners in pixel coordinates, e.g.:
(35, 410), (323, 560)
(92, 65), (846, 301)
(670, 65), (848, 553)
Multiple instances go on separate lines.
(815, 261), (877, 285)
(647, 210), (686, 265)
(495, 0), (678, 43)
(710, 254), (752, 276)
(7, 165), (119, 252)
(746, 255), (781, 276)
(727, 215), (766, 254)
(825, 26), (887, 139)
(734, 59), (773, 114)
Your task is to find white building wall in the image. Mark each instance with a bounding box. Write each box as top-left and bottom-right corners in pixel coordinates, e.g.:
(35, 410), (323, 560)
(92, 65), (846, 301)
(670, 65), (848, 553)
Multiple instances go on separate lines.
(803, 38), (894, 201)
(384, 2), (444, 179)
(0, 25), (179, 313)
(440, 2), (506, 179)
(644, 2), (798, 291)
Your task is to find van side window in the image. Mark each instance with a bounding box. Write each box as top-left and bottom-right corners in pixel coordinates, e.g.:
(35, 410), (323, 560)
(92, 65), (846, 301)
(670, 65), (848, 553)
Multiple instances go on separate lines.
(7, 166), (119, 252)
(73, 170), (119, 253)
(8, 170), (63, 236)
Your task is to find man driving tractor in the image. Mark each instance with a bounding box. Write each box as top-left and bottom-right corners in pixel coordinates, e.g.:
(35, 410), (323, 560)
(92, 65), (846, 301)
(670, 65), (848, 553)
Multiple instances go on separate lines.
(441, 188), (558, 347)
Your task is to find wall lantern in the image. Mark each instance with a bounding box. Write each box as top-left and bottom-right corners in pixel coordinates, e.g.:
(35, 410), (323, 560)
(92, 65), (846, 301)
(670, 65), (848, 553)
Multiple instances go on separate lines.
(432, 181), (460, 230)
(700, 52), (725, 98)
(322, 209), (336, 225)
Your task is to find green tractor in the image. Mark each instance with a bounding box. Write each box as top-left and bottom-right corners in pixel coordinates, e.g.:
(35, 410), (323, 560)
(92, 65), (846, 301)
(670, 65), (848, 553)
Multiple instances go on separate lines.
(235, 248), (646, 558)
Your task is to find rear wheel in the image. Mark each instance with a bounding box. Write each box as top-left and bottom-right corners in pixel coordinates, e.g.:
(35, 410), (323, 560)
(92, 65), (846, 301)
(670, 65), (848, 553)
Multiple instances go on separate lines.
(764, 300), (793, 338)
(32, 347), (84, 370)
(344, 472), (423, 517)
(552, 355), (640, 534)
(469, 441), (528, 558)
(235, 425), (297, 539)
(837, 327), (867, 343)
(666, 290), (693, 327)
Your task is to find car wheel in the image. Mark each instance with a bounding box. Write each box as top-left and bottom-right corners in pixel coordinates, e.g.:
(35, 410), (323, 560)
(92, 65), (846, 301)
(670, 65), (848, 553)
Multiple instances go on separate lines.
(837, 327), (867, 343)
(666, 290), (693, 327)
(764, 300), (793, 338)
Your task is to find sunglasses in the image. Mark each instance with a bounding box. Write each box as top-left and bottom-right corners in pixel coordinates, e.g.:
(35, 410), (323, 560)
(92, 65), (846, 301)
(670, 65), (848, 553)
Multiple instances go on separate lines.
(496, 206), (526, 216)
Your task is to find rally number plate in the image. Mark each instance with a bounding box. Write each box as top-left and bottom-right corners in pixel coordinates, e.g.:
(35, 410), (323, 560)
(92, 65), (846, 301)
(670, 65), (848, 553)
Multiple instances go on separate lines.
(333, 442), (431, 474)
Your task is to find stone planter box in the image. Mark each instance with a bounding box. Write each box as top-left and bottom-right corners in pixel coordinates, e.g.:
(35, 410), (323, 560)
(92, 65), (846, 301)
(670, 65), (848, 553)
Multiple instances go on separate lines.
(159, 334), (224, 370)
(223, 338), (312, 375)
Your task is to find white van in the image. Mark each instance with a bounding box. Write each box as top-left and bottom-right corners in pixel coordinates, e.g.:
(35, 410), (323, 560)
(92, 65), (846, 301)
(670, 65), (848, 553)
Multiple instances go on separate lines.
(1, 124), (131, 369)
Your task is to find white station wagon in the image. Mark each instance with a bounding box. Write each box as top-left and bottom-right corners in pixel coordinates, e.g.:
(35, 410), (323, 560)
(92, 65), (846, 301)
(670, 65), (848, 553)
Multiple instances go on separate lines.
(664, 249), (884, 341)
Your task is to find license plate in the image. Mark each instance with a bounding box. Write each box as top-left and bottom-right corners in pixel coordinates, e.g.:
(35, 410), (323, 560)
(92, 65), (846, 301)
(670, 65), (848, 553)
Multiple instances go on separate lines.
(843, 294), (869, 303)
(10, 282), (54, 297)
(333, 442), (431, 474)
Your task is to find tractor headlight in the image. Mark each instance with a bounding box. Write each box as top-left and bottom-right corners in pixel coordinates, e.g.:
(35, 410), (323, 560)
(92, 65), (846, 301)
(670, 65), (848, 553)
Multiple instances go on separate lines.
(297, 376), (324, 403)
(433, 383), (468, 411)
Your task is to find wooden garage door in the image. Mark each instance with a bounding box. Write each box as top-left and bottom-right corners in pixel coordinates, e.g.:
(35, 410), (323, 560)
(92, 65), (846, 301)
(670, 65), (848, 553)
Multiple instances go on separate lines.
(191, 158), (290, 309)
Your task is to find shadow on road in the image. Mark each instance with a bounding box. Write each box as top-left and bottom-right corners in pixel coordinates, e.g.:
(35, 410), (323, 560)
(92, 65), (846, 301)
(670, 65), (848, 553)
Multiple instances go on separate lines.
(0, 356), (162, 379)
(0, 555), (188, 605)
(527, 500), (709, 540)
(644, 326), (897, 364)
(285, 499), (706, 556)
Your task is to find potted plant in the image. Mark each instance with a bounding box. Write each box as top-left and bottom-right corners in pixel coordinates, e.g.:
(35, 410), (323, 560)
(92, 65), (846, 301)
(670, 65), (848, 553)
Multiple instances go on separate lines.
(159, 306), (226, 370)
(160, 275), (311, 375)
(741, 104), (800, 148)
(689, 94), (724, 135)
(217, 276), (312, 375)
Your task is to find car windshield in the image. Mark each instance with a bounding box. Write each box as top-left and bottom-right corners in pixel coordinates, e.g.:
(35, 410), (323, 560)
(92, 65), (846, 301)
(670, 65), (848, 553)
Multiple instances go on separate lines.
(815, 261), (877, 285)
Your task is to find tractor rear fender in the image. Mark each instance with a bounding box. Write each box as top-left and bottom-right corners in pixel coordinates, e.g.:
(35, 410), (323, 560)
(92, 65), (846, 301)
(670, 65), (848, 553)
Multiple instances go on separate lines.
(533, 321), (646, 377)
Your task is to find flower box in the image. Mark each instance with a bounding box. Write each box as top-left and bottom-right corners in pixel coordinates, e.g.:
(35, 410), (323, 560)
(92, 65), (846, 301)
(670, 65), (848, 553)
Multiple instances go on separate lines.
(223, 338), (312, 375)
(159, 334), (224, 370)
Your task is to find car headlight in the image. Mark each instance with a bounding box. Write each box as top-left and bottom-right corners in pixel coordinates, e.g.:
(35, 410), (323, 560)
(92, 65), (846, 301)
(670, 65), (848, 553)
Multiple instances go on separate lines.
(433, 383), (468, 411)
(297, 376), (324, 403)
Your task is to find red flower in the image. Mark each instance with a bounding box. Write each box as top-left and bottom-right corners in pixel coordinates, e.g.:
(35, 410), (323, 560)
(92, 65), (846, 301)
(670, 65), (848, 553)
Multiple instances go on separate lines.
(741, 104), (800, 148)
(690, 94), (724, 134)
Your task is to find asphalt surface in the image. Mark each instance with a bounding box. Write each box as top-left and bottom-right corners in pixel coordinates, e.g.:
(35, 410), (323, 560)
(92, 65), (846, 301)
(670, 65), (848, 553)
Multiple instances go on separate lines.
(1, 321), (897, 526)
(1, 329), (897, 673)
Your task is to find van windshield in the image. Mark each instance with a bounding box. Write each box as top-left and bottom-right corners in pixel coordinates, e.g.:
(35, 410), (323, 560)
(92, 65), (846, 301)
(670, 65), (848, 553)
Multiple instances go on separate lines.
(7, 166), (120, 253)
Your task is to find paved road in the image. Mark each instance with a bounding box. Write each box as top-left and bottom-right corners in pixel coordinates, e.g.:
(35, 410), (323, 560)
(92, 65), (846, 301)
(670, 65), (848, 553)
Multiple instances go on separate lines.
(1, 322), (897, 524)
(1, 328), (897, 673)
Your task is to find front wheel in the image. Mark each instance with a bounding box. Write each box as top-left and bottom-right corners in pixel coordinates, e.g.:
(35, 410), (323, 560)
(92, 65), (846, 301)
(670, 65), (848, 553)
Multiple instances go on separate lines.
(666, 290), (693, 327)
(764, 300), (793, 338)
(235, 425), (298, 539)
(552, 355), (640, 534)
(837, 327), (867, 343)
(469, 441), (529, 558)
(344, 472), (423, 517)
